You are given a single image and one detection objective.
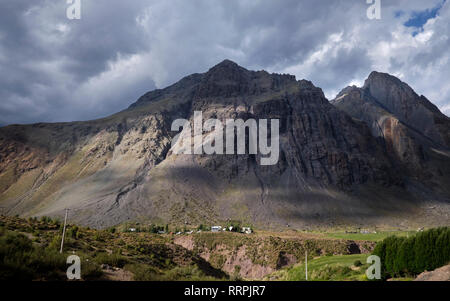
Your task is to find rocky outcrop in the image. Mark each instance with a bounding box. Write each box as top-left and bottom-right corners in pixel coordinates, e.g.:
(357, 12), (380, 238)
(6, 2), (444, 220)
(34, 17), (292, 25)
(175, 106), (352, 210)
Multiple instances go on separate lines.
(0, 61), (449, 229)
(414, 265), (450, 281)
(332, 85), (426, 169)
(333, 72), (450, 205)
(363, 71), (450, 148)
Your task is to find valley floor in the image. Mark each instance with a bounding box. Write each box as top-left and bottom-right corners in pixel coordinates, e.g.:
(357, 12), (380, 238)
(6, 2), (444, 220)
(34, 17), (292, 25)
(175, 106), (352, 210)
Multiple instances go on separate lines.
(0, 215), (446, 281)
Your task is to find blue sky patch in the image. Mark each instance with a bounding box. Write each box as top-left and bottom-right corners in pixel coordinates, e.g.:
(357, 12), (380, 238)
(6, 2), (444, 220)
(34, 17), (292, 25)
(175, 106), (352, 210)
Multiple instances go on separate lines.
(404, 0), (446, 32)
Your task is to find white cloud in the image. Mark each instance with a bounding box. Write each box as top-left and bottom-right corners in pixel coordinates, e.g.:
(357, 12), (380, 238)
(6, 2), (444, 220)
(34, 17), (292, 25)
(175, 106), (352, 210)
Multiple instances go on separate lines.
(0, 0), (449, 125)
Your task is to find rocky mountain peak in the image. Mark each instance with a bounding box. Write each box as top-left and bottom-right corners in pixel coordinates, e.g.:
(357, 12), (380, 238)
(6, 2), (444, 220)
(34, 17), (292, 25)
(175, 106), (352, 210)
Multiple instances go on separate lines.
(208, 59), (243, 71)
(333, 85), (360, 102)
(333, 70), (450, 168)
(198, 60), (298, 99)
(360, 71), (450, 146)
(1, 62), (449, 230)
(363, 71), (417, 106)
(205, 59), (249, 79)
(343, 72), (444, 121)
(365, 71), (404, 85)
(363, 71), (417, 96)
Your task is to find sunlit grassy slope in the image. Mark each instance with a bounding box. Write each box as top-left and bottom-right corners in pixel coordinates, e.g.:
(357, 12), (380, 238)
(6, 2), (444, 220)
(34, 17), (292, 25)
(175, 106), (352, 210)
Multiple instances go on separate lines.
(266, 254), (369, 281)
(323, 231), (417, 242)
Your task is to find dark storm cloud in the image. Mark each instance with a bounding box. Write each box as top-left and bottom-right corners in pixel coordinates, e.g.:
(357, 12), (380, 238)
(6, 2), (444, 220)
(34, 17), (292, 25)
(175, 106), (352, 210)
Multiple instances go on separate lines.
(60, 1), (150, 80)
(0, 0), (449, 125)
(0, 0), (157, 125)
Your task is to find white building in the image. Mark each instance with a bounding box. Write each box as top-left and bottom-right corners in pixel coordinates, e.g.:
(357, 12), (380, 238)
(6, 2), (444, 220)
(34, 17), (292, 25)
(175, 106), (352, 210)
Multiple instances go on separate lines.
(211, 226), (222, 232)
(242, 227), (252, 234)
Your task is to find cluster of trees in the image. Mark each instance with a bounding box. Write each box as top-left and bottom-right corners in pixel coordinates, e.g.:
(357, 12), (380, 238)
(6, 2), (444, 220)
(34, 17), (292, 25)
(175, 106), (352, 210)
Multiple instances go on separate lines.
(121, 224), (169, 233)
(120, 222), (253, 234)
(66, 225), (80, 239)
(225, 221), (243, 233)
(36, 216), (60, 226)
(197, 224), (210, 231)
(149, 224), (168, 233)
(197, 221), (252, 233)
(372, 227), (450, 279)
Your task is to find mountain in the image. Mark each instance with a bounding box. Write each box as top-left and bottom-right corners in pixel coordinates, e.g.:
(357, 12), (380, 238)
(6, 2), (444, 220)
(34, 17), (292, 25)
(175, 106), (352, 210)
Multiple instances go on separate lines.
(1, 61), (449, 229)
(332, 72), (450, 197)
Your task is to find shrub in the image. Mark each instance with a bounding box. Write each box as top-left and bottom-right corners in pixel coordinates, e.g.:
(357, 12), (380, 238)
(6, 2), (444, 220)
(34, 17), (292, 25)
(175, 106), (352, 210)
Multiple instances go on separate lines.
(66, 226), (79, 239)
(125, 264), (160, 281)
(310, 264), (354, 281)
(226, 220), (242, 232)
(40, 216), (51, 223)
(197, 224), (210, 231)
(81, 259), (103, 280)
(0, 231), (66, 280)
(47, 235), (62, 251)
(354, 260), (362, 267)
(94, 252), (128, 268)
(93, 231), (108, 242)
(127, 263), (221, 281)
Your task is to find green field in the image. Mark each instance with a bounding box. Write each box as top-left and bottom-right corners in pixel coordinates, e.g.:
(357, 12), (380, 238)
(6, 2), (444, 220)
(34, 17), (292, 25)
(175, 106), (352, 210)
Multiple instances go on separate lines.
(323, 231), (417, 242)
(266, 254), (370, 281)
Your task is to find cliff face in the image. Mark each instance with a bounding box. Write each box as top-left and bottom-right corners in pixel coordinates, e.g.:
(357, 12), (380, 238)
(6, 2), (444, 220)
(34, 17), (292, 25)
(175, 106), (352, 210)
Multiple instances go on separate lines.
(333, 71), (450, 206)
(1, 61), (449, 229)
(362, 71), (450, 148)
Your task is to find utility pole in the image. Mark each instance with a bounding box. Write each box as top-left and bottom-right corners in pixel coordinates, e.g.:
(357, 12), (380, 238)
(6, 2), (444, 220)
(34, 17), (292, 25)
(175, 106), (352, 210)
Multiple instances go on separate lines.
(305, 250), (308, 281)
(60, 209), (69, 254)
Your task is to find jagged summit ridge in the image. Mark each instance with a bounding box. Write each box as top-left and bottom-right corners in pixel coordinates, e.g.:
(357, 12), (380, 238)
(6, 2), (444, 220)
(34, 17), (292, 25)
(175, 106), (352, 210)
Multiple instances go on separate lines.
(207, 59), (246, 72)
(132, 59), (303, 107)
(135, 60), (336, 111)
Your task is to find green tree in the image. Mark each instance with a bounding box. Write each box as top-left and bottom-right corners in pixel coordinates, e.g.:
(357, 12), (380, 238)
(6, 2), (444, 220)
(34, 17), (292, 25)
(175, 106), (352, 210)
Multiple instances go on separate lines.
(373, 227), (450, 278)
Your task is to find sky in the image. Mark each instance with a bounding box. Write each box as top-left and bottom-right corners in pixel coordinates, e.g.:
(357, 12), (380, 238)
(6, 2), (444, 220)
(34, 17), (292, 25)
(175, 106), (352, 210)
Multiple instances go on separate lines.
(0, 0), (449, 126)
